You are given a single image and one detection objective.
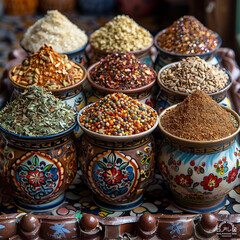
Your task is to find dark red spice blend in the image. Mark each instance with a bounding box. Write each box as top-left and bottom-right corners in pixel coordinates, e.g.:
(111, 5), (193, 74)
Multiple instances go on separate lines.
(161, 90), (237, 141)
(89, 52), (155, 90)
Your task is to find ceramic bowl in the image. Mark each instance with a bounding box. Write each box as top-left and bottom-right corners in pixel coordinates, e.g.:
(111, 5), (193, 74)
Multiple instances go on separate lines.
(156, 62), (232, 113)
(158, 104), (240, 213)
(0, 121), (78, 212)
(86, 61), (156, 108)
(89, 39), (154, 67)
(62, 42), (89, 67)
(154, 29), (222, 68)
(77, 104), (159, 210)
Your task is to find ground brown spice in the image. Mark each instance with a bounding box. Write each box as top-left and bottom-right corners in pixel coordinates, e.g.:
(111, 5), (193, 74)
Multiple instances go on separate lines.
(161, 90), (237, 141)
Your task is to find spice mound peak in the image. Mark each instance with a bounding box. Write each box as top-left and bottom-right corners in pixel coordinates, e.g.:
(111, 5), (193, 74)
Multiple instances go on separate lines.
(0, 86), (76, 137)
(89, 52), (155, 90)
(21, 10), (88, 53)
(79, 93), (158, 136)
(10, 44), (85, 90)
(156, 15), (220, 55)
(90, 15), (152, 52)
(160, 90), (237, 141)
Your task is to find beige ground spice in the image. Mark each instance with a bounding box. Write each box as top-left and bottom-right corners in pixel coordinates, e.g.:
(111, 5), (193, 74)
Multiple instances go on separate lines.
(161, 90), (237, 141)
(21, 10), (88, 53)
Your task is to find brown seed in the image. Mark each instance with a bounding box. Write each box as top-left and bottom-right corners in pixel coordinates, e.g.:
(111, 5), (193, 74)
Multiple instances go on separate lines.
(19, 81), (28, 86)
(35, 68), (40, 75)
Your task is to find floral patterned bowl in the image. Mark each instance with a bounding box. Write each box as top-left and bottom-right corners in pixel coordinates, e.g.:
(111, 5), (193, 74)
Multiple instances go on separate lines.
(158, 104), (240, 213)
(77, 104), (159, 211)
(0, 122), (78, 212)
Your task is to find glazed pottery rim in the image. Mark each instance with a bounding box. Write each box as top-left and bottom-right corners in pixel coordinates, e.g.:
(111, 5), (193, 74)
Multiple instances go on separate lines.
(0, 120), (77, 140)
(158, 104), (240, 145)
(8, 62), (87, 93)
(154, 28), (222, 58)
(157, 61), (232, 98)
(20, 38), (89, 55)
(77, 103), (159, 142)
(89, 34), (154, 55)
(87, 61), (156, 94)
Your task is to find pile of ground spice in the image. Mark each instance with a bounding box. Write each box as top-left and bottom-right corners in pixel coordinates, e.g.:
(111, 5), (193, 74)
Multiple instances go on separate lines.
(89, 52), (155, 90)
(161, 90), (237, 141)
(21, 10), (88, 53)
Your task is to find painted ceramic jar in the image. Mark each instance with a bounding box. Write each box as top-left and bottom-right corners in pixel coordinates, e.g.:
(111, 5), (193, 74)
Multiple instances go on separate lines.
(89, 42), (154, 67)
(153, 29), (222, 72)
(0, 122), (78, 212)
(63, 42), (89, 68)
(156, 62), (232, 113)
(158, 105), (240, 213)
(77, 107), (159, 211)
(86, 62), (157, 108)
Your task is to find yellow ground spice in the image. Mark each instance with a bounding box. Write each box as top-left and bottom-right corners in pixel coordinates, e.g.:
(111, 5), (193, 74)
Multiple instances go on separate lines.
(161, 90), (237, 141)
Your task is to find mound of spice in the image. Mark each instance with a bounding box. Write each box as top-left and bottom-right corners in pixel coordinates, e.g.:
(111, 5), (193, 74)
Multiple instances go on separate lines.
(0, 86), (76, 137)
(90, 15), (152, 52)
(79, 93), (158, 136)
(161, 90), (237, 141)
(160, 57), (229, 94)
(89, 52), (155, 90)
(156, 15), (219, 55)
(21, 10), (88, 53)
(10, 44), (85, 90)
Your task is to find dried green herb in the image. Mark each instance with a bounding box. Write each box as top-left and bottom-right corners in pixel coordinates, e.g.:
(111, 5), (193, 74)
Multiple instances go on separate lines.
(0, 86), (76, 136)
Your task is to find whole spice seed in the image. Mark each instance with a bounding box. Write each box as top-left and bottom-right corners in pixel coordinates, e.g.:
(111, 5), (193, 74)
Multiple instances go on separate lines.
(0, 86), (76, 137)
(160, 56), (229, 94)
(10, 44), (85, 90)
(156, 15), (219, 55)
(161, 90), (237, 141)
(90, 52), (155, 90)
(90, 15), (153, 52)
(79, 93), (158, 136)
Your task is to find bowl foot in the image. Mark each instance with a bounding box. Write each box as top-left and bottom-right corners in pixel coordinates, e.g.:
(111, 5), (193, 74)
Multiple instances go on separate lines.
(172, 195), (226, 213)
(93, 195), (144, 211)
(14, 193), (65, 212)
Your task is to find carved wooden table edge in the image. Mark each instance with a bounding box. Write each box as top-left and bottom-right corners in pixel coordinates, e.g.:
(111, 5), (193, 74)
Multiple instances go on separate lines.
(0, 211), (239, 239)
(0, 48), (240, 239)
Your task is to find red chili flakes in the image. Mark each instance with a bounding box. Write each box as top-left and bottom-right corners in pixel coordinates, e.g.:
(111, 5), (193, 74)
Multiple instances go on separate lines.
(89, 52), (155, 90)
